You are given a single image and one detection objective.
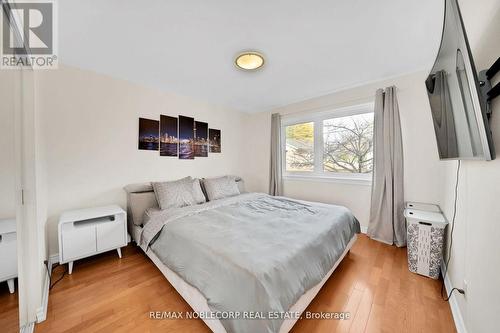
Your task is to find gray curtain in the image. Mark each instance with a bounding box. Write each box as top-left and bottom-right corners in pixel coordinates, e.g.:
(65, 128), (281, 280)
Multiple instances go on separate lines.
(367, 86), (406, 247)
(269, 113), (283, 196)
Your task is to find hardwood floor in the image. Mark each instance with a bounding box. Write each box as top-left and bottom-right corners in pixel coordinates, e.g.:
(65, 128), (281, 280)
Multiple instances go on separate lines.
(0, 280), (19, 333)
(35, 235), (456, 333)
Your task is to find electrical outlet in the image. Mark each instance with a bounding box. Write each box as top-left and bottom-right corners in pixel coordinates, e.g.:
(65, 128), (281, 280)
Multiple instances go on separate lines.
(463, 279), (468, 296)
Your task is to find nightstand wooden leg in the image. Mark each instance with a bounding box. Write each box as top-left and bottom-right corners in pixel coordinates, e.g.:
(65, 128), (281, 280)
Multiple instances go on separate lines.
(7, 279), (15, 294)
(68, 261), (73, 275)
(117, 248), (122, 258)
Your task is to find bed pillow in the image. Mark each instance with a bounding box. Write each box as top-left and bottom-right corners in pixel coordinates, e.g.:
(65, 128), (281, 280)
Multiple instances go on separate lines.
(152, 176), (197, 210)
(203, 176), (240, 201)
(192, 178), (206, 204)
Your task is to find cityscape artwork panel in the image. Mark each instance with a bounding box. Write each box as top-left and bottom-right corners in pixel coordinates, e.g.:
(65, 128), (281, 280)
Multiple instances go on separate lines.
(138, 115), (220, 158)
(160, 115), (178, 156)
(138, 118), (159, 151)
(179, 115), (195, 159)
(209, 128), (221, 153)
(194, 121), (208, 157)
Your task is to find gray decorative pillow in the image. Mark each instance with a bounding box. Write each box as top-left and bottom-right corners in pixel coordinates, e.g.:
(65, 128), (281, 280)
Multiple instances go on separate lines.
(203, 176), (240, 201)
(152, 176), (196, 210)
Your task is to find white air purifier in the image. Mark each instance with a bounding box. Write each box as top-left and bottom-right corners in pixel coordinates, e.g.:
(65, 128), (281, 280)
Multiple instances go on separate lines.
(404, 204), (448, 279)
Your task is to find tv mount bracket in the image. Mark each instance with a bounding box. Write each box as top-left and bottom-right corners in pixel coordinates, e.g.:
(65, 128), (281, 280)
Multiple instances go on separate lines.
(479, 56), (500, 118)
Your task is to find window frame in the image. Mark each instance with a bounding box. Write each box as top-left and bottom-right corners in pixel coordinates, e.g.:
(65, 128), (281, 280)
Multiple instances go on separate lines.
(281, 103), (374, 186)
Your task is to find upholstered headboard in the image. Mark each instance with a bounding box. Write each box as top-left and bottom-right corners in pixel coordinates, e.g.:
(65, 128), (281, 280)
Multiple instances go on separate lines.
(124, 176), (245, 228)
(124, 183), (158, 228)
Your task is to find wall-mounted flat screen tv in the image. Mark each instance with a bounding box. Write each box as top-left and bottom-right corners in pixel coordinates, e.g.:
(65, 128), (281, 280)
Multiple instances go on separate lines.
(426, 0), (494, 160)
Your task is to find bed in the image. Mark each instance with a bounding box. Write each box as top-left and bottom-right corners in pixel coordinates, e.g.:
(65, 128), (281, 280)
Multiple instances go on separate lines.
(125, 179), (360, 333)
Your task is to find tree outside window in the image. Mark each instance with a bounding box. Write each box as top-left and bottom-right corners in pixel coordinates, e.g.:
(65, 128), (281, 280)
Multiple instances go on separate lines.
(323, 113), (373, 173)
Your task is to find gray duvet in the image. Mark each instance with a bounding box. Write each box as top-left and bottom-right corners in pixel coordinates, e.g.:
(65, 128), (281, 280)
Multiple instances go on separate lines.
(141, 193), (360, 333)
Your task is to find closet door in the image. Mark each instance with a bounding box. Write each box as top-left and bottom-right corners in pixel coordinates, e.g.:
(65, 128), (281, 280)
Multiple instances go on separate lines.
(14, 68), (46, 328)
(0, 68), (20, 332)
(4, 2), (48, 328)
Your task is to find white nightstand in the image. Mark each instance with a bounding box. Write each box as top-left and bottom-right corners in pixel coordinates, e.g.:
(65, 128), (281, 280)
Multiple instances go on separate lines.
(0, 218), (17, 293)
(58, 205), (127, 274)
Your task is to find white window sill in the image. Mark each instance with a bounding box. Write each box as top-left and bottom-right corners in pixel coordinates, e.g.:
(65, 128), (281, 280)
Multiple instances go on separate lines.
(283, 174), (372, 186)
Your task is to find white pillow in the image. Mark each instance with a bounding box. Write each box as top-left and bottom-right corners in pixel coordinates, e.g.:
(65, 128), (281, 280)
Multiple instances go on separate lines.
(202, 176), (240, 201)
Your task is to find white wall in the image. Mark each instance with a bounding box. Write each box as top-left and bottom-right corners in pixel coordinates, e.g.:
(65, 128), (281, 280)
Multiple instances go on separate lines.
(36, 66), (245, 255)
(438, 1), (500, 332)
(242, 71), (445, 229)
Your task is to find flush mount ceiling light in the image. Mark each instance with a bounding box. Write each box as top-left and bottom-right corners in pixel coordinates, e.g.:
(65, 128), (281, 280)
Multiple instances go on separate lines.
(235, 51), (265, 71)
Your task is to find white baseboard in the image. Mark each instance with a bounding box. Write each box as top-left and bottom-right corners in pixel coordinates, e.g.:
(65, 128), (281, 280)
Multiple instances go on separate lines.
(441, 262), (467, 333)
(36, 254), (59, 323)
(360, 225), (368, 234)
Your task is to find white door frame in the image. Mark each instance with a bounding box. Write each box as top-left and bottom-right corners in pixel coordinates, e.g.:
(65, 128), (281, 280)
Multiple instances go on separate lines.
(6, 1), (46, 329)
(15, 67), (45, 330)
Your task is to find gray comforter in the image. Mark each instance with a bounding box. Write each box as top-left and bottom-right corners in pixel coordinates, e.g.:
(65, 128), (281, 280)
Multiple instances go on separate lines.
(141, 193), (360, 333)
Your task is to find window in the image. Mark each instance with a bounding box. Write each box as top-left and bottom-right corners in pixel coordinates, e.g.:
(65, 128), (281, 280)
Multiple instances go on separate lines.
(285, 122), (314, 171)
(282, 103), (374, 184)
(323, 113), (373, 174)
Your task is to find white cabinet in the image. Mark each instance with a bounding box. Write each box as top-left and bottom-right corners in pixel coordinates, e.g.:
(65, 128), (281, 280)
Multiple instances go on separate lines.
(58, 206), (127, 274)
(0, 218), (17, 293)
(96, 218), (125, 252)
(61, 221), (96, 259)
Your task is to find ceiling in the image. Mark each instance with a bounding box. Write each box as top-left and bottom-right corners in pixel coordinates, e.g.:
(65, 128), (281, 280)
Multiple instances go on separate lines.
(58, 0), (444, 113)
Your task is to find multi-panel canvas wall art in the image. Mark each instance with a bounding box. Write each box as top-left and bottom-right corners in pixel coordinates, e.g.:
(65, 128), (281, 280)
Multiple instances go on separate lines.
(194, 121), (208, 157)
(179, 115), (195, 159)
(138, 118), (159, 150)
(138, 115), (221, 157)
(160, 115), (178, 156)
(209, 128), (221, 153)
